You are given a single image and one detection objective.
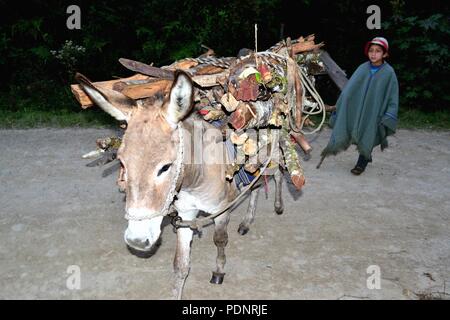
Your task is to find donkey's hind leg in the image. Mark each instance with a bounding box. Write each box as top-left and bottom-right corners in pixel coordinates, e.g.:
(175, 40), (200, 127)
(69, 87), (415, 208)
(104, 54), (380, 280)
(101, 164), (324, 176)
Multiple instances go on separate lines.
(274, 167), (284, 215)
(211, 211), (231, 285)
(238, 187), (260, 235)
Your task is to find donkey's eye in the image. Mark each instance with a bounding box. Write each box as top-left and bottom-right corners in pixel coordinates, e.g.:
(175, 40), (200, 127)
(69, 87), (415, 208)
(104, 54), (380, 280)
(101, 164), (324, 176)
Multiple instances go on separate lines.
(157, 163), (172, 176)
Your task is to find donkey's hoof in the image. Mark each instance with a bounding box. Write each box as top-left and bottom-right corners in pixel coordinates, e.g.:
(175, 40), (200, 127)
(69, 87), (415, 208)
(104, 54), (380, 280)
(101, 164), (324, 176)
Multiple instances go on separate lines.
(275, 205), (284, 215)
(210, 272), (225, 285)
(238, 224), (249, 236)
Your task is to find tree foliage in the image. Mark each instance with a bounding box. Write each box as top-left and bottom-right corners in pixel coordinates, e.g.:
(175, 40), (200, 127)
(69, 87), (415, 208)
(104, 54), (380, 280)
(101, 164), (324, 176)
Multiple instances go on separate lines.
(0, 0), (448, 113)
(383, 1), (449, 110)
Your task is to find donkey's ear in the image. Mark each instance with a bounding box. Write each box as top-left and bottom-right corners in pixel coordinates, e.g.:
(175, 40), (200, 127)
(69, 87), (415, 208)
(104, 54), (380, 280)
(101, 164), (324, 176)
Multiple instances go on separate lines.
(75, 73), (136, 122)
(164, 71), (194, 127)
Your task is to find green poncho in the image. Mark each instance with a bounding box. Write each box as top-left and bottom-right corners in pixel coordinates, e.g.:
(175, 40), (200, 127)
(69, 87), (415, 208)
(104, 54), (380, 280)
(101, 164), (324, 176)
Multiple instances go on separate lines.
(321, 61), (399, 159)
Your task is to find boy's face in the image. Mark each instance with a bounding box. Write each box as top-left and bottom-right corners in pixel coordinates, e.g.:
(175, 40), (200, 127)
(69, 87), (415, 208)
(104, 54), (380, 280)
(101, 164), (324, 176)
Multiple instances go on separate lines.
(368, 44), (387, 66)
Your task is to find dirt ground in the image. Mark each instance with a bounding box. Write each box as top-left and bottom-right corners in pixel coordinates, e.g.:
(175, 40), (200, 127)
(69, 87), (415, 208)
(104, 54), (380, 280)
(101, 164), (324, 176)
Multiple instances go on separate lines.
(0, 127), (449, 300)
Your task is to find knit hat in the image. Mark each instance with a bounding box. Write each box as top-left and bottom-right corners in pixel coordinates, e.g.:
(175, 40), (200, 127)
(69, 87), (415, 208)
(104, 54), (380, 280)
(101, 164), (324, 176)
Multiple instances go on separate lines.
(364, 37), (389, 56)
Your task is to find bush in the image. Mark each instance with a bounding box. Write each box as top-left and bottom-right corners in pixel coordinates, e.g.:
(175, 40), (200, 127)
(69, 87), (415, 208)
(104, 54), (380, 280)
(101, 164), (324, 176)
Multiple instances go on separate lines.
(383, 1), (450, 111)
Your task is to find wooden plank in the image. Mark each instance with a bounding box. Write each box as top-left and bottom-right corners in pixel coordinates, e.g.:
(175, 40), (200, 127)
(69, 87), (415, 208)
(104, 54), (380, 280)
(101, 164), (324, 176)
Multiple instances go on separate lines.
(71, 74), (150, 108)
(192, 71), (229, 87)
(116, 79), (172, 100)
(319, 50), (348, 91)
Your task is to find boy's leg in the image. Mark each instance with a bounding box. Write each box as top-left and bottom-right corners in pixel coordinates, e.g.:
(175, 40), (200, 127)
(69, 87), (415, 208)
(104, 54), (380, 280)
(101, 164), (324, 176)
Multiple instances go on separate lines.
(351, 154), (372, 175)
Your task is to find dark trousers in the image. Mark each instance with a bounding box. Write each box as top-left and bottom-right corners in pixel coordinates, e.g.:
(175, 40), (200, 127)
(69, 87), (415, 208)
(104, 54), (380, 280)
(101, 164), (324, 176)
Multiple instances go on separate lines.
(356, 154), (372, 169)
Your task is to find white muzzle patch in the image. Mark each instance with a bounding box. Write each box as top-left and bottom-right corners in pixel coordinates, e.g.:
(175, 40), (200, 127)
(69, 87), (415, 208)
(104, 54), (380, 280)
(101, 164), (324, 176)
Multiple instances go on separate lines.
(124, 208), (164, 251)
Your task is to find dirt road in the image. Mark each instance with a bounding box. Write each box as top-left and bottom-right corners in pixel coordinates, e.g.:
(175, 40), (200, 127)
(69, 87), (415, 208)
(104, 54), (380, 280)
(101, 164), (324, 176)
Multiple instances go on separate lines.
(0, 127), (449, 299)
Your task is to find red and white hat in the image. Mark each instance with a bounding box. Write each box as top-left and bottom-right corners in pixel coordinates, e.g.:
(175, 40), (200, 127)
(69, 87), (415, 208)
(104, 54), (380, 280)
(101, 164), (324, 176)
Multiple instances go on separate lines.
(364, 37), (389, 56)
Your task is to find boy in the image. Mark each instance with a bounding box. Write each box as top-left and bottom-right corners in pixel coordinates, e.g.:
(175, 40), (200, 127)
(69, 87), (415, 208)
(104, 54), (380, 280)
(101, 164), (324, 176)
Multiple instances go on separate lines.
(320, 37), (399, 175)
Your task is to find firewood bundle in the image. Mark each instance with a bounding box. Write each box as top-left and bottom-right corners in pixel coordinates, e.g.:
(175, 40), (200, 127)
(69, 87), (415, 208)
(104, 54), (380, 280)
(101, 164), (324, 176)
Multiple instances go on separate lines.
(72, 35), (327, 191)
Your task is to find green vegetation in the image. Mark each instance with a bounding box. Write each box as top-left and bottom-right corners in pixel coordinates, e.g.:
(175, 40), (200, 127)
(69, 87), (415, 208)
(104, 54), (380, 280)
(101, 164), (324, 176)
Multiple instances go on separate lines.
(397, 108), (450, 130)
(0, 109), (113, 129)
(383, 1), (450, 112)
(0, 0), (448, 129)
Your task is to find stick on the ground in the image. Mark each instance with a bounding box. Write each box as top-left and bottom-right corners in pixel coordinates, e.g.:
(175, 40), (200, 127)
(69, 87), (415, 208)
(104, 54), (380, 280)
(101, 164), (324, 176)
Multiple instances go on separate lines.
(316, 155), (326, 169)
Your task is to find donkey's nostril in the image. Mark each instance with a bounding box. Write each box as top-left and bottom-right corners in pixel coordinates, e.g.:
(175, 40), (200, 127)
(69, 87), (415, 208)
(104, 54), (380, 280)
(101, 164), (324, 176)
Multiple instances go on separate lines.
(128, 239), (148, 250)
(124, 235), (151, 251)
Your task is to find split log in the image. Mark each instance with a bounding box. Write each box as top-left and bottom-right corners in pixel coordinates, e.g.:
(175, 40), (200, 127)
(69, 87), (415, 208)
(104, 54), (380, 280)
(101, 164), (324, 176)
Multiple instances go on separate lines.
(230, 132), (248, 145)
(114, 79), (172, 100)
(190, 64), (226, 75)
(244, 129), (276, 174)
(220, 93), (240, 112)
(71, 73), (149, 108)
(292, 34), (325, 54)
(242, 138), (257, 156)
(229, 101), (272, 130)
(191, 71), (229, 87)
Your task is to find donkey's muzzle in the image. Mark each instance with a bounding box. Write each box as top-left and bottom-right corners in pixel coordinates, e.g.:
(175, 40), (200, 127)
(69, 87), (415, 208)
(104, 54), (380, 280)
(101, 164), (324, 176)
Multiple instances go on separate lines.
(125, 235), (161, 258)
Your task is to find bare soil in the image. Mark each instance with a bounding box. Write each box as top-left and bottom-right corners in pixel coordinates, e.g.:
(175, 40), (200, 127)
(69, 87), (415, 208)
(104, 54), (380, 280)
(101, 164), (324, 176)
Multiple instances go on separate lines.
(0, 128), (449, 299)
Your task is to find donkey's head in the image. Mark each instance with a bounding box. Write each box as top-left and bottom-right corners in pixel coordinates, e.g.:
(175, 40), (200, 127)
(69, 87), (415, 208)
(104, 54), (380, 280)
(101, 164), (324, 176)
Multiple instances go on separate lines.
(76, 71), (194, 252)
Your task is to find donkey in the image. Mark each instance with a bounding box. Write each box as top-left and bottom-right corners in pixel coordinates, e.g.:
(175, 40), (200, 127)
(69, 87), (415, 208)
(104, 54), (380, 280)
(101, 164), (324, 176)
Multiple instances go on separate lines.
(76, 70), (284, 299)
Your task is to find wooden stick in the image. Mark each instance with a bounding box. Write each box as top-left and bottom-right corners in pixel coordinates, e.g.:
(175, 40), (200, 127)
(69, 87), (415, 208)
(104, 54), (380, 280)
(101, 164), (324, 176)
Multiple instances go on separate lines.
(289, 41), (303, 130)
(316, 155), (326, 169)
(319, 50), (348, 91)
(290, 131), (312, 153)
(280, 118), (305, 190)
(119, 58), (175, 79)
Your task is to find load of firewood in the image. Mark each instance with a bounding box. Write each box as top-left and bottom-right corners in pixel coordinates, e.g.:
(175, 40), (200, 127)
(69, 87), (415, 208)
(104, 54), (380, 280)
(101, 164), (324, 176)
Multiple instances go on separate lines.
(72, 34), (327, 191)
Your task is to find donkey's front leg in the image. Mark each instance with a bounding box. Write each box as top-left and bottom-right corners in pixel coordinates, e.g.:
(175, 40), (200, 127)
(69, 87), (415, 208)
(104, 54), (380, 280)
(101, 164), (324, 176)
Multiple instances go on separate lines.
(211, 210), (231, 284)
(172, 210), (198, 300)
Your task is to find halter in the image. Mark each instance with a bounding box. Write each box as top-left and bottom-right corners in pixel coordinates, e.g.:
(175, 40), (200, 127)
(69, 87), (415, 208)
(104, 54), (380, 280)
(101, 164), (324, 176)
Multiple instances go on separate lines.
(124, 121), (185, 221)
